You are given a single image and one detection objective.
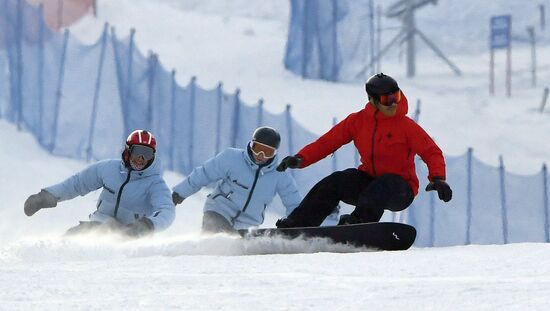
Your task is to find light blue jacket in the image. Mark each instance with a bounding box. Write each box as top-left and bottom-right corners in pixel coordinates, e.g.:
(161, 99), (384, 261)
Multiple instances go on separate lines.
(173, 148), (302, 229)
(45, 158), (175, 231)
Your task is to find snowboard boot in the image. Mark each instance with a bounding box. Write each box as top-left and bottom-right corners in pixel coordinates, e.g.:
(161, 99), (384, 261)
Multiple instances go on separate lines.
(337, 213), (364, 226)
(275, 217), (301, 228)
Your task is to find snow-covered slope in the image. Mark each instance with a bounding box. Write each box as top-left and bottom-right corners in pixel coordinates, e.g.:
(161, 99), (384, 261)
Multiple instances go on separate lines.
(2, 1), (550, 309)
(1, 120), (550, 310)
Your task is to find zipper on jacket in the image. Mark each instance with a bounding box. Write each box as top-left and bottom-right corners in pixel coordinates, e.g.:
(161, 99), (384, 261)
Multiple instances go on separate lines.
(371, 111), (379, 176)
(114, 170), (132, 218)
(231, 166), (261, 224)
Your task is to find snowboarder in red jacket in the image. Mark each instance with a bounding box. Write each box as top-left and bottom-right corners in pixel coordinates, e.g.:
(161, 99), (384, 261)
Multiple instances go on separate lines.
(276, 73), (452, 228)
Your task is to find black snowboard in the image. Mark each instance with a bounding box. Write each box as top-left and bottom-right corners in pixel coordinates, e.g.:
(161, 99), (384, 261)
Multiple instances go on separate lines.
(238, 222), (416, 251)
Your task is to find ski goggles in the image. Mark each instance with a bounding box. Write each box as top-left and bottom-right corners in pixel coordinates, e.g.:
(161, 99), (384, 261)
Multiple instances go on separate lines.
(129, 144), (155, 162)
(377, 90), (401, 107)
(250, 141), (277, 158)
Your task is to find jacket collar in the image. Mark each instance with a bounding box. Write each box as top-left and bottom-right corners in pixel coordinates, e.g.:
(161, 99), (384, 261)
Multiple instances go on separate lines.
(119, 157), (162, 177)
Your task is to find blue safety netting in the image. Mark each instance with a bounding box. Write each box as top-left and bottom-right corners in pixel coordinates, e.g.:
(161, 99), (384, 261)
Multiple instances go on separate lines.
(284, 0), (375, 82)
(1, 0), (548, 246)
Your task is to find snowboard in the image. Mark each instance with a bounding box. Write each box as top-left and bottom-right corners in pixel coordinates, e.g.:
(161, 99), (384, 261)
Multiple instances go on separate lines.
(238, 222), (416, 251)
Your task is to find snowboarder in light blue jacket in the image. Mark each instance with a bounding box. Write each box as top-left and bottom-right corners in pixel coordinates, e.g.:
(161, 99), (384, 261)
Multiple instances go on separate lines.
(172, 127), (302, 233)
(24, 130), (175, 237)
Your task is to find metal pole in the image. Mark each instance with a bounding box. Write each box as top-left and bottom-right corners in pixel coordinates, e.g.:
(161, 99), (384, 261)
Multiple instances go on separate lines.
(405, 0), (416, 78)
(301, 0), (309, 78)
(38, 3), (45, 141)
(413, 99), (421, 123)
(215, 82), (223, 155)
(540, 87), (549, 113)
(526, 26), (536, 87)
(506, 20), (512, 98)
(489, 48), (495, 96)
(169, 70), (176, 170)
(110, 28), (123, 113)
(15, 0), (22, 130)
(231, 89), (241, 148)
(86, 23), (108, 162)
(542, 164), (549, 242)
(415, 29), (462, 76)
(368, 0), (375, 76)
(125, 28), (135, 128)
(376, 5), (381, 72)
(147, 52), (158, 129)
(257, 98), (264, 128)
(499, 155), (509, 244)
(466, 148), (473, 244)
(331, 0), (339, 80)
(188, 76), (197, 171)
(540, 4), (546, 31)
(51, 29), (70, 152)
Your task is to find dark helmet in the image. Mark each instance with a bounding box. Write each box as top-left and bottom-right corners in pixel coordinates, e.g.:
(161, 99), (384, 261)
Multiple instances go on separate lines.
(365, 73), (399, 99)
(252, 126), (281, 149)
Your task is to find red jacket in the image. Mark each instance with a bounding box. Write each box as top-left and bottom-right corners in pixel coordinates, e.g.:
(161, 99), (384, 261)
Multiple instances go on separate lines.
(297, 93), (446, 196)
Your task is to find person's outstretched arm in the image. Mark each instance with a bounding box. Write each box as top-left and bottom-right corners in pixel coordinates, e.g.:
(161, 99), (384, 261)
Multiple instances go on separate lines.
(172, 149), (231, 199)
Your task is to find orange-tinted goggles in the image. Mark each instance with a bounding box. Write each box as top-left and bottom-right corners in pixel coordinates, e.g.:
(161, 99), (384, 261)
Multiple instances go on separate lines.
(378, 90), (401, 107)
(250, 141), (277, 158)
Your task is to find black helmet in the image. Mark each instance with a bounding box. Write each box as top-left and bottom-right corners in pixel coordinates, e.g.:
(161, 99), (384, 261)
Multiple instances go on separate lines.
(365, 73), (399, 99)
(252, 126), (281, 149)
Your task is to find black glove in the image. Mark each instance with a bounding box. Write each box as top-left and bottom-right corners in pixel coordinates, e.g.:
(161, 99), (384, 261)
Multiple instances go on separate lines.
(24, 190), (58, 216)
(276, 155), (303, 172)
(172, 192), (185, 205)
(124, 217), (154, 238)
(425, 177), (452, 202)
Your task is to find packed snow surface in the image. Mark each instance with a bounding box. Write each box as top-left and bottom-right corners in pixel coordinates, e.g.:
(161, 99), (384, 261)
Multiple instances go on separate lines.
(2, 0), (550, 309)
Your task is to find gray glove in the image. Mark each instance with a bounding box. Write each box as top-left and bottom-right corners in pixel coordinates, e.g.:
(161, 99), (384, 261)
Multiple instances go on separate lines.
(24, 190), (58, 216)
(124, 217), (154, 238)
(172, 192), (185, 205)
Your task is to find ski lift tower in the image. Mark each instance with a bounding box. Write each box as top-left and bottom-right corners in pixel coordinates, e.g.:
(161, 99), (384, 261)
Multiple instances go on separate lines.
(359, 0), (461, 78)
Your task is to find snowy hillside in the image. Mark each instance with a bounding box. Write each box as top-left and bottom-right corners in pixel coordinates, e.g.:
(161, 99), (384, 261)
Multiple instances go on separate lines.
(2, 1), (550, 309)
(1, 119), (550, 310)
(69, 0), (550, 173)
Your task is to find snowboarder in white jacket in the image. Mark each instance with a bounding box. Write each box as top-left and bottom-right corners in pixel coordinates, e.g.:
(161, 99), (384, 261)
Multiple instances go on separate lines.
(23, 130), (175, 237)
(172, 126), (302, 233)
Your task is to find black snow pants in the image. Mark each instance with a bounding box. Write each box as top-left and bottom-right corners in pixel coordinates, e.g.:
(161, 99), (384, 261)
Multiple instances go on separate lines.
(286, 168), (414, 227)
